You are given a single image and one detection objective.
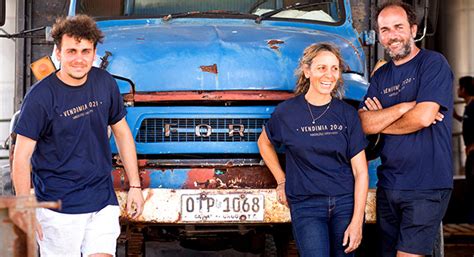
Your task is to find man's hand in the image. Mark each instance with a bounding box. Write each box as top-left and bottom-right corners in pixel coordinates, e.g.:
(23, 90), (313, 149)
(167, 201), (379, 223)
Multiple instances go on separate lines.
(362, 97), (383, 111)
(362, 97), (416, 114)
(433, 112), (444, 124)
(126, 188), (144, 219)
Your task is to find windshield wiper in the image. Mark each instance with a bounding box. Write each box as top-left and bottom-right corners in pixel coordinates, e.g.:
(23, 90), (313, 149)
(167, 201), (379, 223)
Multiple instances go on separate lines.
(162, 10), (257, 22)
(248, 0), (269, 14)
(255, 1), (331, 23)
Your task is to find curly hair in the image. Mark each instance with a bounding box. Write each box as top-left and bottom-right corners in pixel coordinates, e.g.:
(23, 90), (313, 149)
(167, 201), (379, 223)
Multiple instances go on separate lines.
(294, 43), (345, 98)
(51, 15), (104, 49)
(375, 0), (417, 30)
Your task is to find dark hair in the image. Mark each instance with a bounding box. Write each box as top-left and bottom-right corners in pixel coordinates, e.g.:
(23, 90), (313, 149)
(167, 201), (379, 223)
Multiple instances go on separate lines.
(375, 0), (417, 30)
(459, 76), (474, 96)
(51, 15), (104, 49)
(294, 43), (345, 98)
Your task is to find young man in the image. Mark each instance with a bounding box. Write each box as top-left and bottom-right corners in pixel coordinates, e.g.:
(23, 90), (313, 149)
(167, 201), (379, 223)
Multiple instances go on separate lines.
(12, 15), (144, 257)
(358, 1), (453, 257)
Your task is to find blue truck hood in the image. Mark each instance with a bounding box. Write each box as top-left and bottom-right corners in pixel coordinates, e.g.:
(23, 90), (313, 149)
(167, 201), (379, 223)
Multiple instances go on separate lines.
(97, 19), (365, 94)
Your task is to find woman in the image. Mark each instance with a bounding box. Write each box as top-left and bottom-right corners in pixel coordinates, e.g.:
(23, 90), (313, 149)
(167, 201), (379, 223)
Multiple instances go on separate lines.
(258, 43), (368, 257)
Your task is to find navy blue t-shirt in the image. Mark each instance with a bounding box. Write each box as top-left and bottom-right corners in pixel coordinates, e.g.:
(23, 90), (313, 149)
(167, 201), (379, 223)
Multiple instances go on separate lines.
(361, 49), (453, 190)
(14, 67), (126, 214)
(265, 95), (368, 203)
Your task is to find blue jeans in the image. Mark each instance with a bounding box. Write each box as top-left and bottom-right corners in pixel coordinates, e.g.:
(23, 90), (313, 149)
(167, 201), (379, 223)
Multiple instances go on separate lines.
(289, 194), (355, 257)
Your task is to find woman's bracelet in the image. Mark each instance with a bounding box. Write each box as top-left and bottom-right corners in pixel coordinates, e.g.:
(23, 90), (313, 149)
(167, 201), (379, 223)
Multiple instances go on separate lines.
(277, 180), (286, 186)
(129, 185), (142, 189)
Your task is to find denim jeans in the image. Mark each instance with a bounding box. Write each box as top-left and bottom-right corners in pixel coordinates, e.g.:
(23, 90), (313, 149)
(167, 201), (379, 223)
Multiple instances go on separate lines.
(289, 194), (355, 257)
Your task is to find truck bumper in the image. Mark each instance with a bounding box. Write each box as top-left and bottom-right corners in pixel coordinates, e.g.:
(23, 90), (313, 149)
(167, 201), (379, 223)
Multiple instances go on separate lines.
(116, 189), (376, 224)
(116, 188), (291, 223)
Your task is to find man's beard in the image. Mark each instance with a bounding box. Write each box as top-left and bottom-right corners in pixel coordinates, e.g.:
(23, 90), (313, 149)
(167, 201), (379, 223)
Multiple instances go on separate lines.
(385, 37), (413, 61)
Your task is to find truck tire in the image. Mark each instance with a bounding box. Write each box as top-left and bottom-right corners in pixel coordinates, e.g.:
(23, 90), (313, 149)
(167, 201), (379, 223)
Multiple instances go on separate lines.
(0, 164), (13, 196)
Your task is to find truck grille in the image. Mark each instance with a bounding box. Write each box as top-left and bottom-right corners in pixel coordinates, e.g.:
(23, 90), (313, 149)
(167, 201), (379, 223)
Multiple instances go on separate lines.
(136, 118), (267, 143)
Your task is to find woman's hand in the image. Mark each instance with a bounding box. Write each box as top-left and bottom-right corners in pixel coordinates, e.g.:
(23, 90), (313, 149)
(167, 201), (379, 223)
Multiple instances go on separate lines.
(276, 182), (288, 207)
(343, 220), (363, 253)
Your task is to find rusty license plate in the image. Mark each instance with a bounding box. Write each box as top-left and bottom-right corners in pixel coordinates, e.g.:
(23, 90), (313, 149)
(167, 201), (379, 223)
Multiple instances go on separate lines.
(181, 193), (265, 222)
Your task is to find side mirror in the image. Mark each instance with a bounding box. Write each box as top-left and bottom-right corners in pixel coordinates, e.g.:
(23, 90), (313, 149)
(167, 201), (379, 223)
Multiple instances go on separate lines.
(0, 0), (5, 26)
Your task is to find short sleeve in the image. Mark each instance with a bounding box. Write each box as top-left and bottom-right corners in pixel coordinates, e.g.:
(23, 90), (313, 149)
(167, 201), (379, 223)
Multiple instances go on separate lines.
(264, 109), (284, 148)
(14, 90), (49, 141)
(108, 76), (127, 125)
(416, 54), (453, 111)
(358, 75), (381, 110)
(346, 108), (369, 159)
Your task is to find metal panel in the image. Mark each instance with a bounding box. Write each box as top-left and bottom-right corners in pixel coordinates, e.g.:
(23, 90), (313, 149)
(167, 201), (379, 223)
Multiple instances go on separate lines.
(112, 165), (277, 190)
(96, 18), (366, 93)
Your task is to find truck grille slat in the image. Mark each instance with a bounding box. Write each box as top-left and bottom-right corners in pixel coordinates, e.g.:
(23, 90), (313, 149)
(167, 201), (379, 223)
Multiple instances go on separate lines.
(136, 118), (267, 143)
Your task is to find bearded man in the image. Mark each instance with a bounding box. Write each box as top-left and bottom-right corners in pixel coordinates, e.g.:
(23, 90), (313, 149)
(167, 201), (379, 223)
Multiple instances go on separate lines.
(358, 1), (454, 257)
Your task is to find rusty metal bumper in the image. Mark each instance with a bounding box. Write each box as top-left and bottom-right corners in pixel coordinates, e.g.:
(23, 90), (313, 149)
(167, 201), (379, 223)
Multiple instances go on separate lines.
(116, 189), (376, 224)
(117, 188), (290, 224)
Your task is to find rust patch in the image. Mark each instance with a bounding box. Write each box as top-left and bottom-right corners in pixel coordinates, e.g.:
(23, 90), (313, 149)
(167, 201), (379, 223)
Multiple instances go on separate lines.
(365, 189), (376, 223)
(267, 39), (284, 45)
(200, 64), (218, 74)
(145, 189), (154, 202)
(185, 168), (215, 189)
(214, 166), (276, 189)
(113, 168), (149, 190)
(133, 90), (294, 102)
(267, 39), (285, 50)
(123, 94), (134, 101)
(112, 168), (126, 190)
(176, 211), (182, 223)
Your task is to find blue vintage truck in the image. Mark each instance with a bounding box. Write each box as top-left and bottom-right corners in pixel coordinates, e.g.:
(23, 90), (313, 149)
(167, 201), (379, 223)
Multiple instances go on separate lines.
(10, 0), (376, 255)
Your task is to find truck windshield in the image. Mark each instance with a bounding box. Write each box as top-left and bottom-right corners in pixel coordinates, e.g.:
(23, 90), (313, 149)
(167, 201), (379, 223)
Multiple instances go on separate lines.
(76, 0), (344, 24)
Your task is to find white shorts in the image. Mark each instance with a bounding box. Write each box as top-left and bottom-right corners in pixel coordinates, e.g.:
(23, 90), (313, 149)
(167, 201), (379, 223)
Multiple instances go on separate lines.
(36, 205), (120, 257)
